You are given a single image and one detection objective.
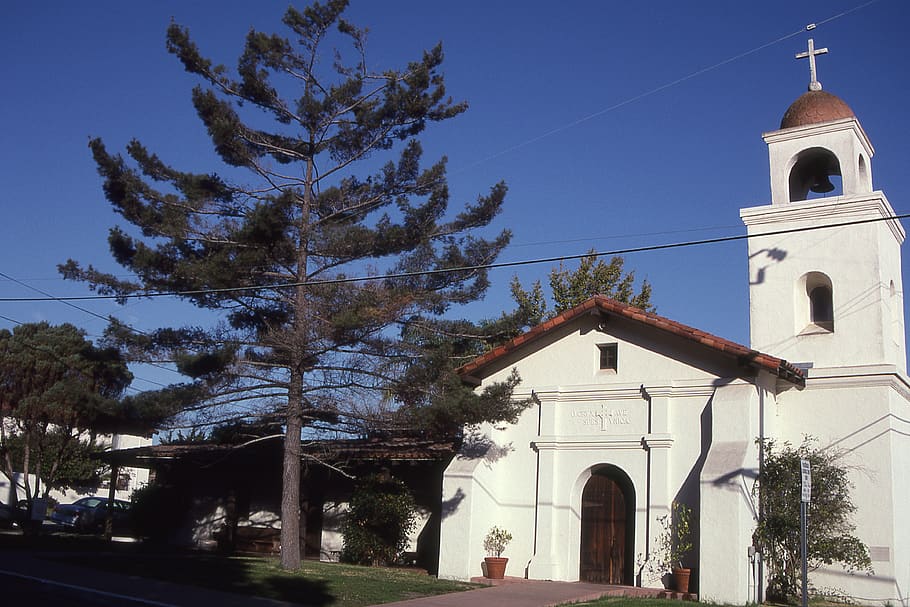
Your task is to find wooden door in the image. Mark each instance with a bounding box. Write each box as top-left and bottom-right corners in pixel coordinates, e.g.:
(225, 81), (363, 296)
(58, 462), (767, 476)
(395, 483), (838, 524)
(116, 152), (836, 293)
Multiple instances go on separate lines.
(580, 473), (626, 584)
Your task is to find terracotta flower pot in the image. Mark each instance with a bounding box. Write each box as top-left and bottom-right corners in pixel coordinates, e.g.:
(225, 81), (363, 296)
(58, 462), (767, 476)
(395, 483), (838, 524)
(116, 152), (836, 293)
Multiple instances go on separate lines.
(672, 567), (691, 593)
(484, 556), (508, 579)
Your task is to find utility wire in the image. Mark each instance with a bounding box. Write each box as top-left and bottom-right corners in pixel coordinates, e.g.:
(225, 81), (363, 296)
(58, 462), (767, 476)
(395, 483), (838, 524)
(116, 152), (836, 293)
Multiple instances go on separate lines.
(0, 270), (182, 381)
(453, 0), (881, 174)
(508, 222), (742, 249)
(0, 271), (128, 328)
(0, 2), (884, 319)
(0, 312), (161, 393)
(1, 211), (905, 303)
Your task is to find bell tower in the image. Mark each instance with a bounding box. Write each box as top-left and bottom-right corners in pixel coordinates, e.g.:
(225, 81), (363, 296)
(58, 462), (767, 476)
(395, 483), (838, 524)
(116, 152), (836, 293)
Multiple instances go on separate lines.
(740, 39), (906, 371)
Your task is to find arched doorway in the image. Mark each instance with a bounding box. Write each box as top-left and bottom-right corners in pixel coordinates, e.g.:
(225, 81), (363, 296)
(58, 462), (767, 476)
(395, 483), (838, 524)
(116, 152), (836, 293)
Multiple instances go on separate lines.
(579, 466), (634, 585)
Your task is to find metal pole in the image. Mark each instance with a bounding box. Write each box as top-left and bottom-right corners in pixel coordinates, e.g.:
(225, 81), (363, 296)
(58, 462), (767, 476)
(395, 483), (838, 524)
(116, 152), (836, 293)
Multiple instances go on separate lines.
(801, 500), (808, 607)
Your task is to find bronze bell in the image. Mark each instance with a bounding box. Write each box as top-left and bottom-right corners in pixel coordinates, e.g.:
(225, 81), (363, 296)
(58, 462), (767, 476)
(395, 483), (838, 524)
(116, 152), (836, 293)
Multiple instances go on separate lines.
(810, 174), (835, 194)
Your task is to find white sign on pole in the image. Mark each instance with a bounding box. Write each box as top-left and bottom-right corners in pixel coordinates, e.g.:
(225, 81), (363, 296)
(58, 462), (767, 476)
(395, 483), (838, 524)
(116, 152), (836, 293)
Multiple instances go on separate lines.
(800, 458), (812, 503)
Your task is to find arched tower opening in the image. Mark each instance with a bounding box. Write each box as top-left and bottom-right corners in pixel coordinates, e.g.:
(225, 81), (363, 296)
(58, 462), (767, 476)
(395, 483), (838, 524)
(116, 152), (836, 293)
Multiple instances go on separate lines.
(788, 147), (842, 202)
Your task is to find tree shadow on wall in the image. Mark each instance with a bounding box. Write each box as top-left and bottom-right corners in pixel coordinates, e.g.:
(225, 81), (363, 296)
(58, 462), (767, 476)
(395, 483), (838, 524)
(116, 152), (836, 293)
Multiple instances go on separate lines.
(749, 247), (787, 286)
(441, 488), (465, 519)
(457, 428), (513, 463)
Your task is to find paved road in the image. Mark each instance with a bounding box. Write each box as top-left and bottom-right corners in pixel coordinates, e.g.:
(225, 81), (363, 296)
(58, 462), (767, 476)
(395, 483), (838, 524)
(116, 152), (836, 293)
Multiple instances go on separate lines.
(0, 551), (302, 607)
(0, 570), (166, 606)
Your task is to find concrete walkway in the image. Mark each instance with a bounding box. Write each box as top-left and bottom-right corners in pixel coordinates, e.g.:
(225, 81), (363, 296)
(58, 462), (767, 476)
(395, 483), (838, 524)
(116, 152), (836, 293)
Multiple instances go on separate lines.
(378, 577), (694, 607)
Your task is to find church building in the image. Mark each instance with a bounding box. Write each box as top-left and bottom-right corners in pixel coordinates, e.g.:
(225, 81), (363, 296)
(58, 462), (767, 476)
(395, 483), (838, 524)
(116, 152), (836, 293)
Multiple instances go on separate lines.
(437, 41), (910, 605)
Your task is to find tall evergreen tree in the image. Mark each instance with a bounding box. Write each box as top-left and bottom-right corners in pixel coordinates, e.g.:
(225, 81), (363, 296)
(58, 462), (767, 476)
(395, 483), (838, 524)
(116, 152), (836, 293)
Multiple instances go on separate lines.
(61, 1), (516, 568)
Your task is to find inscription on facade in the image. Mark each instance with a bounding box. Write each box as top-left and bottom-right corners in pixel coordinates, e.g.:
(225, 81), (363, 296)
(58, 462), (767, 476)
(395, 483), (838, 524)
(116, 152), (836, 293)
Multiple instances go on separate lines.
(570, 404), (632, 432)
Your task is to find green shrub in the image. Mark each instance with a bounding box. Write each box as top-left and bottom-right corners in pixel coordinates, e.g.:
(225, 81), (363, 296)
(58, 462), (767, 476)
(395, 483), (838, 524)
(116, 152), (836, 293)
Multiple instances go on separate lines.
(340, 474), (417, 566)
(753, 438), (871, 603)
(131, 483), (191, 543)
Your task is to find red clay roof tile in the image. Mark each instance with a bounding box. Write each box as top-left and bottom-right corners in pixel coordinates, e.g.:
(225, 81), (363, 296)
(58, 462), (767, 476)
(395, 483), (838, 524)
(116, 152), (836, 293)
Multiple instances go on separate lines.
(457, 295), (804, 387)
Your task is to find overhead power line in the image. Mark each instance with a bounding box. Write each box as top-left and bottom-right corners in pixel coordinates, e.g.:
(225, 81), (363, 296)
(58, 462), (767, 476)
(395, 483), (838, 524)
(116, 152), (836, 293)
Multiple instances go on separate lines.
(0, 312), (164, 392)
(454, 0), (880, 173)
(0, 211), (905, 303)
(0, 270), (184, 381)
(0, 1), (883, 311)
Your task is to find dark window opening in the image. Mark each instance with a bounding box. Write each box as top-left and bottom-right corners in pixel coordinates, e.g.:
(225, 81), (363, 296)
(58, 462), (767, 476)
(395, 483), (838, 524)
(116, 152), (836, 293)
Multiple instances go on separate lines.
(809, 286), (833, 330)
(598, 343), (618, 371)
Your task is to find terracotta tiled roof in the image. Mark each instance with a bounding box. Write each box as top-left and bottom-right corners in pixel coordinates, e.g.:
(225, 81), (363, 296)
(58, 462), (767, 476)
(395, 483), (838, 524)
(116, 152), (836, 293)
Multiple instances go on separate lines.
(301, 437), (455, 461)
(457, 295), (805, 387)
(780, 90), (854, 129)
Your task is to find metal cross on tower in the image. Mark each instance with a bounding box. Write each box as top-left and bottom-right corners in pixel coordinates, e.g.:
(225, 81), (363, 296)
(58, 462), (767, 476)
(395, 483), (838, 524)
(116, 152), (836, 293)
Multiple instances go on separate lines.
(796, 38), (829, 92)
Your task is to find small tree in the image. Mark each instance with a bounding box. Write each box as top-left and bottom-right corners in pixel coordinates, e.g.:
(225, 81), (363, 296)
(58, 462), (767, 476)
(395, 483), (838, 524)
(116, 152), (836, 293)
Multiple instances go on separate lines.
(483, 526), (512, 557)
(652, 501), (693, 573)
(548, 251), (654, 315)
(753, 438), (871, 603)
(504, 249), (654, 342)
(340, 474), (417, 566)
(2, 429), (108, 494)
(131, 483), (192, 543)
(0, 322), (134, 506)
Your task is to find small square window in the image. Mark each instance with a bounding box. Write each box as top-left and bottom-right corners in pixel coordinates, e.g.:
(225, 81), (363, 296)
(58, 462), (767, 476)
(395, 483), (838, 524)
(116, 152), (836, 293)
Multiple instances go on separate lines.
(598, 343), (618, 371)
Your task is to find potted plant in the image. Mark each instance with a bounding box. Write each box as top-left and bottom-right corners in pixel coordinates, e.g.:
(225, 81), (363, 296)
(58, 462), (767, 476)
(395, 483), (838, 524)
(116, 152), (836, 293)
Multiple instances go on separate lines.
(482, 526), (512, 579)
(653, 502), (694, 593)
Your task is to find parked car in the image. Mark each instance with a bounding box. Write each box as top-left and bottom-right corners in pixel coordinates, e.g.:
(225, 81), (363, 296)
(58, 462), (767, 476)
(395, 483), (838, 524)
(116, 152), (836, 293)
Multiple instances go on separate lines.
(0, 500), (31, 528)
(50, 497), (132, 533)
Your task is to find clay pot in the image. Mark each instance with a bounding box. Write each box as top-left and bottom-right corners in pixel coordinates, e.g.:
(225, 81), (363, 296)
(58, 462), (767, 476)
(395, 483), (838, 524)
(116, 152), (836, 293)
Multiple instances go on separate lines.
(672, 567), (692, 593)
(484, 557), (508, 579)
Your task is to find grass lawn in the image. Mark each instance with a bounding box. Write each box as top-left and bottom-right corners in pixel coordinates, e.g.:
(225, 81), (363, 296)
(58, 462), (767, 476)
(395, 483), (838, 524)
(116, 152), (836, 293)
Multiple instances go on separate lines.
(51, 552), (478, 606)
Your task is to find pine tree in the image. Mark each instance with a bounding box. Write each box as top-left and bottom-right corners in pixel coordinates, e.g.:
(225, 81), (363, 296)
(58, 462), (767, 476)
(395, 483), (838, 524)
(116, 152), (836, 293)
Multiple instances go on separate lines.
(548, 251), (653, 314)
(504, 249), (653, 339)
(61, 1), (514, 568)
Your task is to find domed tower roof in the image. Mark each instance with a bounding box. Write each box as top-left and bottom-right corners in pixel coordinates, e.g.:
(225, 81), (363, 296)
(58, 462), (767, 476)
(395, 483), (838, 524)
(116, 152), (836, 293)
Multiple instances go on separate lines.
(780, 90), (855, 129)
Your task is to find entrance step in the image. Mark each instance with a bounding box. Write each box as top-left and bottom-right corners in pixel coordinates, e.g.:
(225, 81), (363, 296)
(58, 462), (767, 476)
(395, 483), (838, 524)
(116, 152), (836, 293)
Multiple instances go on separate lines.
(468, 577), (697, 601)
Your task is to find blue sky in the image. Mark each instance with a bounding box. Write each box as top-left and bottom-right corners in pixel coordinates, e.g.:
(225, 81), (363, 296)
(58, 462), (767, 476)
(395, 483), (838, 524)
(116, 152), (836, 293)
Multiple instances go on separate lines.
(2, 1), (909, 391)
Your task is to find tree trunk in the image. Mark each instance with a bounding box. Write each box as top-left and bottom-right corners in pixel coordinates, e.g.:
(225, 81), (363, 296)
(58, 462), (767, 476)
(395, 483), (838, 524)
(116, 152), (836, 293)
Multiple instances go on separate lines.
(280, 368), (303, 569)
(279, 141), (315, 570)
(22, 437), (33, 502)
(104, 465), (119, 540)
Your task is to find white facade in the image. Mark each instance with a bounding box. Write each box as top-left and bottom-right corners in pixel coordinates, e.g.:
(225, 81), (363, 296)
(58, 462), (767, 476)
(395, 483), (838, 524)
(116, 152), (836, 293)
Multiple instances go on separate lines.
(438, 88), (909, 606)
(742, 104), (910, 604)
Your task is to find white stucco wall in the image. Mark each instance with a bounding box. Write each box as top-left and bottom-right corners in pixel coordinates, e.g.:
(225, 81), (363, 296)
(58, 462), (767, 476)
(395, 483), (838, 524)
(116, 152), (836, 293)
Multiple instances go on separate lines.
(743, 193), (905, 373)
(439, 313), (754, 590)
(776, 367), (910, 603)
(699, 382), (766, 604)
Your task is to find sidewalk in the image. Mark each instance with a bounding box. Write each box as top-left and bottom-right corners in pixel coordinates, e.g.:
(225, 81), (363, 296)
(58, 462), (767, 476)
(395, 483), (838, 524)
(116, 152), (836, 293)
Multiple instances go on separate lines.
(378, 577), (695, 607)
